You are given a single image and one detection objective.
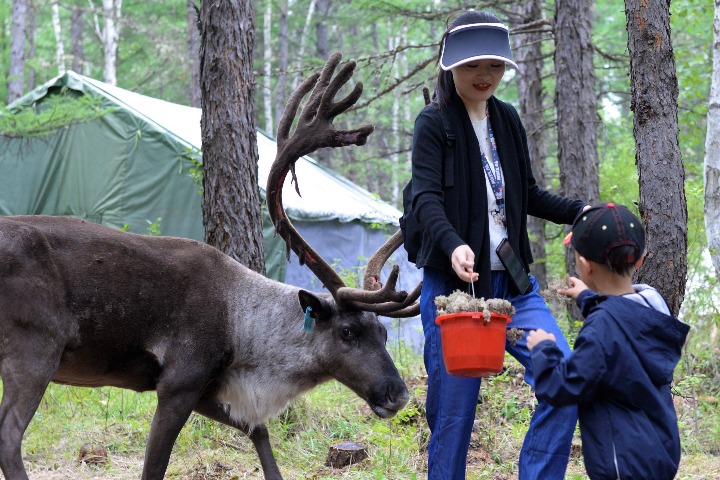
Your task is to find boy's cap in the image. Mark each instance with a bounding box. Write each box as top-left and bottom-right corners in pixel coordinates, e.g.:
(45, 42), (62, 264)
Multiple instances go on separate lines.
(564, 202), (645, 265)
(440, 23), (519, 71)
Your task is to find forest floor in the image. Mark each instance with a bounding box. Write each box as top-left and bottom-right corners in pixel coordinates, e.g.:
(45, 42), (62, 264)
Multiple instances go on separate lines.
(9, 351), (719, 480)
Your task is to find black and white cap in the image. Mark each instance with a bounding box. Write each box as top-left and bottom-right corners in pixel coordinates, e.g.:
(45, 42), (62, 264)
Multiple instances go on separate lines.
(564, 202), (645, 266)
(440, 23), (518, 71)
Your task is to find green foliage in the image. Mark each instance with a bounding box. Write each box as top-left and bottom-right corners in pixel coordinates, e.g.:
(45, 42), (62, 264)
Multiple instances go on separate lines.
(0, 90), (112, 137)
(178, 146), (204, 195)
(144, 217), (163, 236)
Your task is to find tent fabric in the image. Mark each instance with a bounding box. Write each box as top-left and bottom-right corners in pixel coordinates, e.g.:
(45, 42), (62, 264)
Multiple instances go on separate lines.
(7, 71), (401, 225)
(0, 71), (422, 299)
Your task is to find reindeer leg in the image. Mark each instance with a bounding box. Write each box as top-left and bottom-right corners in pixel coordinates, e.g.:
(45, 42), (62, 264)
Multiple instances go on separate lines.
(0, 337), (63, 480)
(193, 398), (284, 480)
(141, 376), (206, 480)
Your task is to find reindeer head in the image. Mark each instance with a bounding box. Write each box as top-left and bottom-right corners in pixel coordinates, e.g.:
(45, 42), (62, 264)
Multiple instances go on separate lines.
(267, 52), (421, 319)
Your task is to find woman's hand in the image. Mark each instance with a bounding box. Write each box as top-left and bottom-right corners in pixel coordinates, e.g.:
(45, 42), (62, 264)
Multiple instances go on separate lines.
(557, 276), (588, 300)
(527, 328), (556, 350)
(451, 245), (479, 283)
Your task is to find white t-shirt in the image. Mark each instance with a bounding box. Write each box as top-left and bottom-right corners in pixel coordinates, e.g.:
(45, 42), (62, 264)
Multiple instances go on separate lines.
(472, 117), (507, 270)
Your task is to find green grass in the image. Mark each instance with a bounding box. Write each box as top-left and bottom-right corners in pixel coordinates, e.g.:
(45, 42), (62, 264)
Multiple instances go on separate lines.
(1, 333), (719, 479)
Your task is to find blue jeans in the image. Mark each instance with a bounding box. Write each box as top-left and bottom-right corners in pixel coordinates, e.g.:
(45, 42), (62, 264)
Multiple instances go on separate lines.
(421, 268), (577, 480)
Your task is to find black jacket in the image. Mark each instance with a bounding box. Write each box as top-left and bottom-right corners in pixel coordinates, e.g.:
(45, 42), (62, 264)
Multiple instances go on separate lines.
(531, 289), (690, 480)
(410, 91), (585, 296)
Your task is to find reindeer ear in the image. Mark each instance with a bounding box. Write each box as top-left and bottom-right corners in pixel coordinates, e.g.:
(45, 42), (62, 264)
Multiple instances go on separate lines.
(298, 290), (334, 321)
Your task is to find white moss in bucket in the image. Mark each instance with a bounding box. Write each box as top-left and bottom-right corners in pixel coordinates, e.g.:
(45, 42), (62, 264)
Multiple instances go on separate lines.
(434, 290), (515, 320)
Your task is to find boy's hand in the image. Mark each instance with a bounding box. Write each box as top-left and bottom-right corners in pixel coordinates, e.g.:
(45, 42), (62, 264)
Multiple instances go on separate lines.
(527, 328), (557, 350)
(557, 276), (588, 299)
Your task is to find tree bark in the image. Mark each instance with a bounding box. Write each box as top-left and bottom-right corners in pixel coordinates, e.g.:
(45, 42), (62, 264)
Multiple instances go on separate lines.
(625, 0), (686, 315)
(8, 0), (27, 103)
(71, 5), (85, 74)
(26, 0), (35, 89)
(199, 0), (265, 274)
(262, 0), (273, 133)
(315, 0), (331, 60)
(705, 0), (720, 280)
(555, 0), (600, 284)
(511, 0), (550, 289)
(273, 0), (289, 133)
(186, 0), (201, 108)
(292, 0), (317, 91)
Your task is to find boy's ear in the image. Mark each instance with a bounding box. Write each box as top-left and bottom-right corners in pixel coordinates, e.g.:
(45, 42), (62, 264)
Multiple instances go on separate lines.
(577, 254), (592, 274)
(633, 255), (645, 270)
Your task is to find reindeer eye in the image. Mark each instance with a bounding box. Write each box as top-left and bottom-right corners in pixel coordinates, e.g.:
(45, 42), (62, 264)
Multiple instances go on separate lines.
(341, 326), (353, 339)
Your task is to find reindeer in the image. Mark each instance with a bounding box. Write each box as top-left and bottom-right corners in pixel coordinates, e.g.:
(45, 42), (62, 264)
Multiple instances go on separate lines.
(0, 53), (420, 480)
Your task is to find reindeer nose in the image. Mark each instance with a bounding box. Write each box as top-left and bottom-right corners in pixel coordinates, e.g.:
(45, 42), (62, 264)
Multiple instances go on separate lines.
(386, 381), (410, 409)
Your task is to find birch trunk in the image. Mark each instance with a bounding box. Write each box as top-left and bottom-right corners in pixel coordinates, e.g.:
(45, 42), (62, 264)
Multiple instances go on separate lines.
(8, 0), (27, 103)
(705, 0), (720, 279)
(625, 0), (687, 315)
(90, 0), (121, 85)
(51, 0), (65, 74)
(103, 0), (120, 85)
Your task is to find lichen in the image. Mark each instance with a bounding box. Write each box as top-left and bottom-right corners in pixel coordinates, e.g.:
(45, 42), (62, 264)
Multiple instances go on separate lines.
(507, 328), (524, 345)
(434, 290), (516, 320)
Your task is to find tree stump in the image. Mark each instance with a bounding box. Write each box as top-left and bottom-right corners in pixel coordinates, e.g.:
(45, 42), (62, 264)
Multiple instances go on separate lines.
(325, 441), (369, 468)
(77, 443), (108, 466)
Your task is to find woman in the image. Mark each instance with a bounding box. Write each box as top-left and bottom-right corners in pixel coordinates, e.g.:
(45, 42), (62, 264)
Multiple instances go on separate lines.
(410, 10), (587, 480)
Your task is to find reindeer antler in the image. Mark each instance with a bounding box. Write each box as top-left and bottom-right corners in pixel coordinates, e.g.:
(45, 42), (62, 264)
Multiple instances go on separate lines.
(267, 52), (420, 318)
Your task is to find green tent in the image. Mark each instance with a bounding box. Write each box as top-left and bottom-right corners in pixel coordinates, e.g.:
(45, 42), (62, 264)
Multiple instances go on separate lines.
(0, 71), (420, 297)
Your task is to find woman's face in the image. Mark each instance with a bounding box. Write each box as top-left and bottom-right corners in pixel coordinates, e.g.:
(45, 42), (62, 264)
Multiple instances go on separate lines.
(451, 59), (506, 108)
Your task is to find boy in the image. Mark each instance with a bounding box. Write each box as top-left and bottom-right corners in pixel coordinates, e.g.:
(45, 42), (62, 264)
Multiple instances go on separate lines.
(527, 202), (690, 480)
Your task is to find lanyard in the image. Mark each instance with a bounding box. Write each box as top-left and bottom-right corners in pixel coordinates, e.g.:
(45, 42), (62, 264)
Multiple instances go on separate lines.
(480, 106), (505, 226)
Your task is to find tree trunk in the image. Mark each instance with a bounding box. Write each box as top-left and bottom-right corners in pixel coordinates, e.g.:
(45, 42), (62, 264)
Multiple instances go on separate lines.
(51, 0), (65, 74)
(315, 0), (331, 60)
(199, 0), (265, 274)
(705, 0), (720, 280)
(625, 0), (686, 315)
(90, 0), (121, 85)
(555, 0), (600, 283)
(262, 0), (273, 133)
(511, 0), (550, 289)
(8, 0), (27, 103)
(71, 5), (85, 74)
(103, 0), (120, 85)
(312, 0), (333, 167)
(26, 0), (35, 89)
(186, 0), (201, 108)
(273, 0), (289, 133)
(292, 0), (317, 91)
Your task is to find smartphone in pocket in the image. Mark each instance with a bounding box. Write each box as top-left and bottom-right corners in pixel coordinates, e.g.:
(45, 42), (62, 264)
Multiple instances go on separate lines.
(495, 238), (532, 294)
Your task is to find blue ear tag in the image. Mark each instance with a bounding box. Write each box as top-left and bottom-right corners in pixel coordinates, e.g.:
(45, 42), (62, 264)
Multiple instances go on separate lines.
(303, 306), (315, 332)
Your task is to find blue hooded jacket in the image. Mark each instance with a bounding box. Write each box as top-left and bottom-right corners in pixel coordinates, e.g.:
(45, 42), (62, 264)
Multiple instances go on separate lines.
(531, 287), (690, 480)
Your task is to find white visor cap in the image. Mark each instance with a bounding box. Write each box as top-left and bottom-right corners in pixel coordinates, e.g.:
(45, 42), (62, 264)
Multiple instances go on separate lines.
(440, 23), (518, 71)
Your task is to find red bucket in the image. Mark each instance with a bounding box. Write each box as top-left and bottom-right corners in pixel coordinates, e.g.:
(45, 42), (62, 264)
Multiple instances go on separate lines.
(435, 312), (511, 377)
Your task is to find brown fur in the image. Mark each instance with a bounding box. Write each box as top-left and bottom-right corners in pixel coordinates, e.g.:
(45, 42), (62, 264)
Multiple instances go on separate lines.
(0, 215), (409, 480)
